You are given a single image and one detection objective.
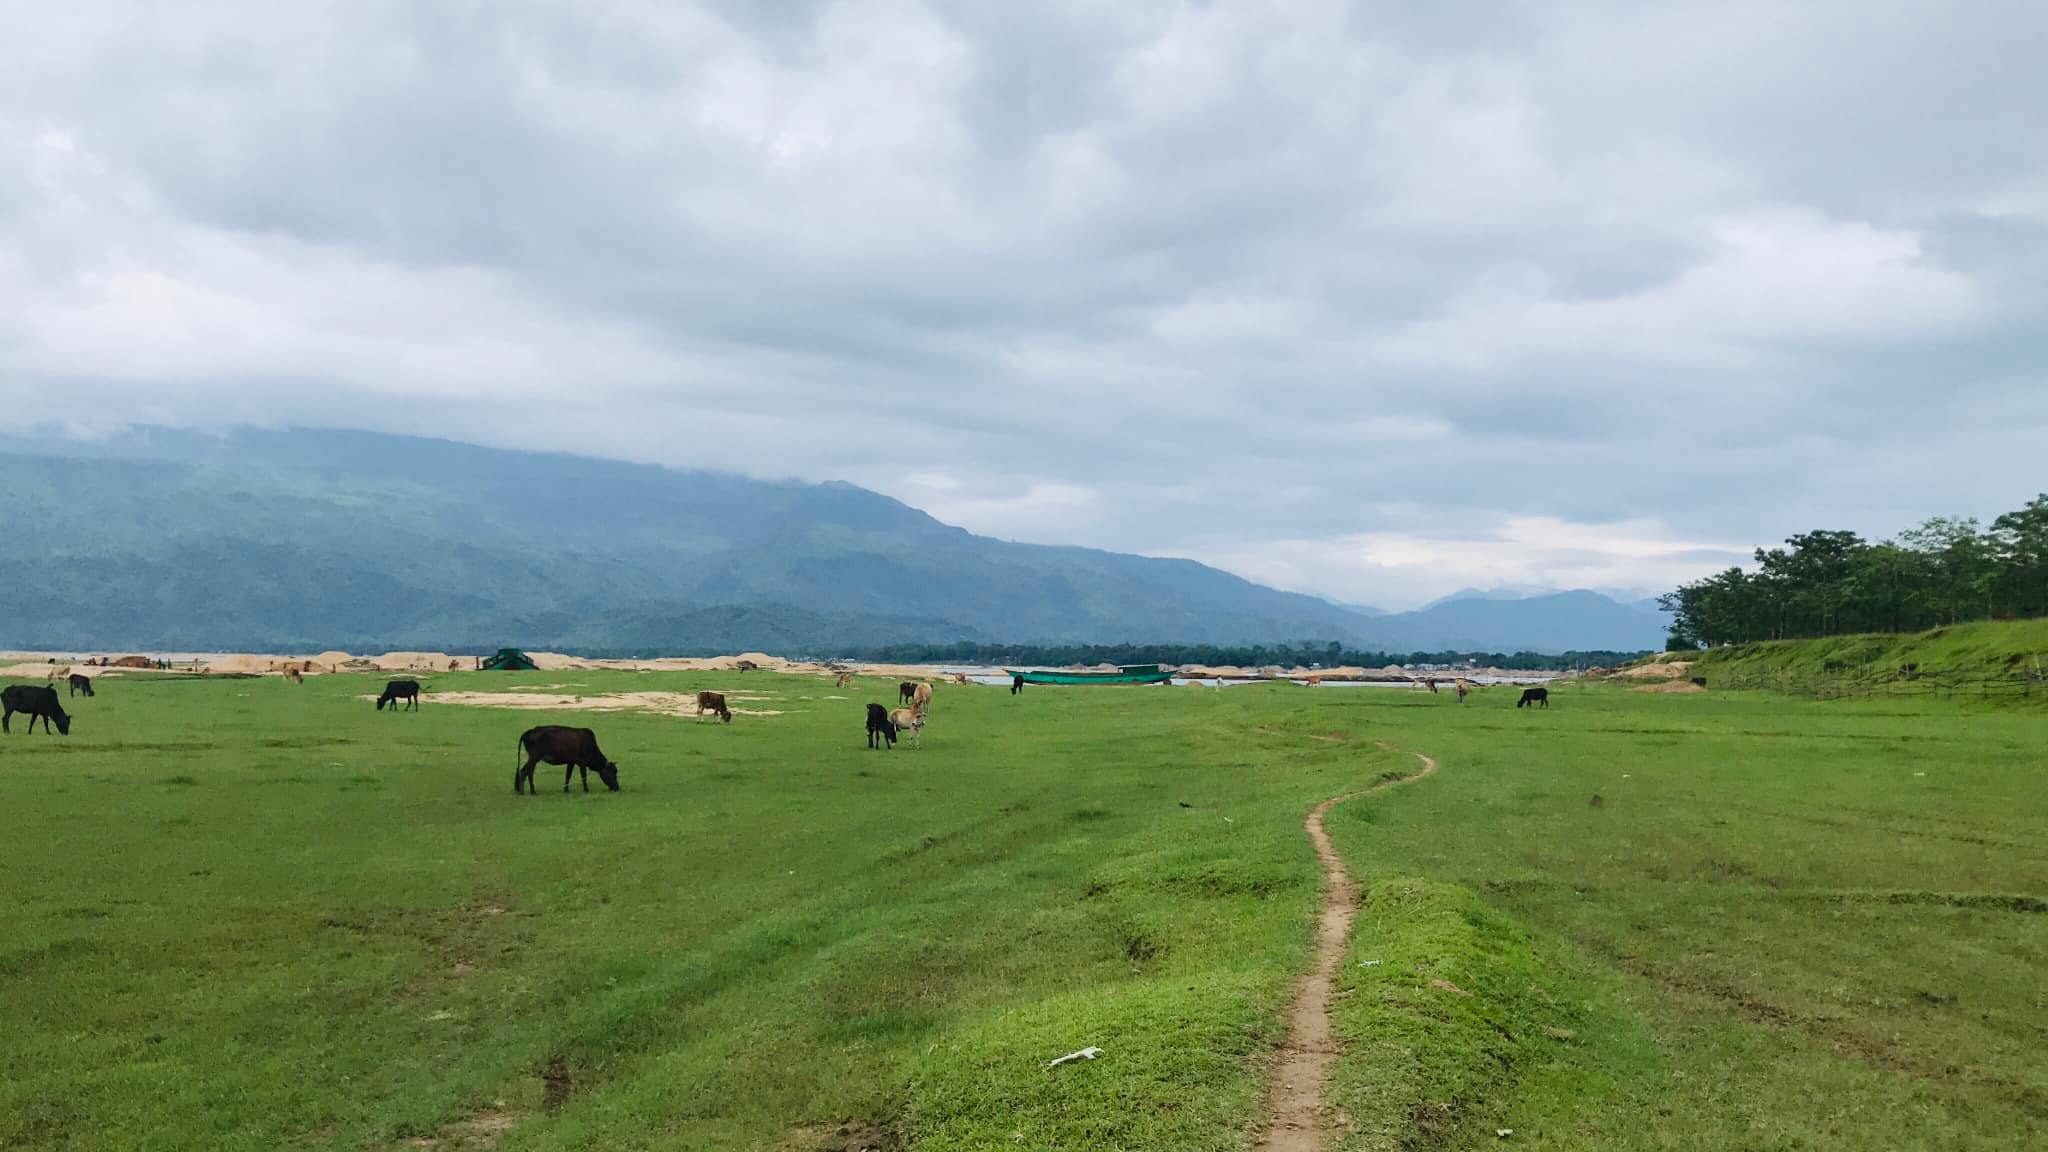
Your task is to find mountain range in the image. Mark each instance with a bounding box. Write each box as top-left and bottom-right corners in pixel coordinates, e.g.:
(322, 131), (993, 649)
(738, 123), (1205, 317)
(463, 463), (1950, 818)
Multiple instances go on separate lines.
(0, 428), (1668, 655)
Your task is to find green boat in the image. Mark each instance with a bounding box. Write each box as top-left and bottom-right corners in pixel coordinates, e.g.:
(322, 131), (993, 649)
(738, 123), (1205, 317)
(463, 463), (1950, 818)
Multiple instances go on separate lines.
(1005, 665), (1174, 686)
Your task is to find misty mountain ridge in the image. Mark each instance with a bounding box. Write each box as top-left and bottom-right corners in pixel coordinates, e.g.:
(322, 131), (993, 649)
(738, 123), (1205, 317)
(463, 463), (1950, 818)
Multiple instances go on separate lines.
(0, 427), (1667, 654)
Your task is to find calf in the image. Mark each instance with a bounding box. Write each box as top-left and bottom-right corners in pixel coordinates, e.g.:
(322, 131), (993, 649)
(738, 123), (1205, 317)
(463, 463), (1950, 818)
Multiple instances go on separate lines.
(865, 702), (896, 749)
(1516, 687), (1549, 709)
(696, 690), (733, 723)
(376, 680), (421, 711)
(3, 685), (71, 735)
(68, 673), (95, 698)
(515, 725), (620, 794)
(889, 706), (926, 749)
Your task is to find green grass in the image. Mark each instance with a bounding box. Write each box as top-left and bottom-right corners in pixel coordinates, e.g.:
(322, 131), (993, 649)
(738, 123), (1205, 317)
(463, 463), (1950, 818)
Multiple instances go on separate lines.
(2, 671), (2043, 1150)
(1692, 617), (2048, 686)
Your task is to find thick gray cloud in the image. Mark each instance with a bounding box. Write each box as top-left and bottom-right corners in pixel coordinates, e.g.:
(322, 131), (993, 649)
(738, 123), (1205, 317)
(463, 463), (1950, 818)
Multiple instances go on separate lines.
(4, 1), (2043, 607)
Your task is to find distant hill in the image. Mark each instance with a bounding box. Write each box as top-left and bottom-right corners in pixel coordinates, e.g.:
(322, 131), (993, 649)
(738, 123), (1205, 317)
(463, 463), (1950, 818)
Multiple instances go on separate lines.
(0, 428), (1667, 654)
(1369, 590), (1670, 654)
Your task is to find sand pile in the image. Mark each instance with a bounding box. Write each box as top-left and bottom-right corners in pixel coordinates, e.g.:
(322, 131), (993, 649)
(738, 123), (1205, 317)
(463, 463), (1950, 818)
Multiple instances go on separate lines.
(1621, 660), (1694, 680)
(205, 654), (282, 674)
(373, 652), (461, 672)
(1633, 680), (1706, 694)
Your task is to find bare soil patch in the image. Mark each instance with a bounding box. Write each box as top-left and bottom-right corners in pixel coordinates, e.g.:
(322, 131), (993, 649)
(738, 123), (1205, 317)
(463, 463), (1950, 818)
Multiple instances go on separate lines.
(1621, 660), (1694, 680)
(375, 691), (787, 717)
(1256, 747), (1440, 1152)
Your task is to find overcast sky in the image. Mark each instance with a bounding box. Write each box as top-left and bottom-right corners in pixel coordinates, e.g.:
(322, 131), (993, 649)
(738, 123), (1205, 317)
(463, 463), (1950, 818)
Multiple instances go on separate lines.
(5, 2), (2044, 608)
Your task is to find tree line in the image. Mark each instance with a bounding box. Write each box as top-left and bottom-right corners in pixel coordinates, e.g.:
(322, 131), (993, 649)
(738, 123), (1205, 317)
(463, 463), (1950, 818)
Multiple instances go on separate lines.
(1660, 494), (2048, 648)
(833, 640), (1648, 672)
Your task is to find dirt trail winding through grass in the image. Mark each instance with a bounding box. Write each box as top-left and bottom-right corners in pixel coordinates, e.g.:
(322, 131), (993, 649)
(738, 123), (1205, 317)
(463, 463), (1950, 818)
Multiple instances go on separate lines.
(1256, 745), (1439, 1152)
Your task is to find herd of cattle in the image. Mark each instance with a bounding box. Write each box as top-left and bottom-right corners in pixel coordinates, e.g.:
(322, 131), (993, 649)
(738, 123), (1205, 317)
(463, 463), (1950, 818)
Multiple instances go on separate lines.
(5, 668), (1556, 791)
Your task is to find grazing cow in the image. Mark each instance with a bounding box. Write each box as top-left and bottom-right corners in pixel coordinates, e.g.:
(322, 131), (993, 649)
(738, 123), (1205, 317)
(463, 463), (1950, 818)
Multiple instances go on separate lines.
(889, 706), (926, 749)
(865, 702), (896, 749)
(835, 672), (855, 688)
(696, 690), (733, 723)
(1424, 678), (1439, 694)
(285, 668), (303, 685)
(952, 672), (970, 685)
(1516, 687), (1549, 709)
(515, 725), (620, 794)
(911, 682), (933, 712)
(68, 673), (95, 698)
(448, 660), (461, 671)
(736, 659), (759, 673)
(376, 680), (421, 712)
(3, 685), (71, 735)
(1455, 680), (1470, 703)
(898, 681), (917, 705)
(1011, 674), (1024, 696)
(1690, 677), (1707, 688)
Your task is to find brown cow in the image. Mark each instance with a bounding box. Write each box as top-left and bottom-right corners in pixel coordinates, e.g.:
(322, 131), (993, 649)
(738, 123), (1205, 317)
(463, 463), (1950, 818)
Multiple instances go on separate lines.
(696, 690), (733, 723)
(888, 706), (925, 749)
(911, 682), (933, 712)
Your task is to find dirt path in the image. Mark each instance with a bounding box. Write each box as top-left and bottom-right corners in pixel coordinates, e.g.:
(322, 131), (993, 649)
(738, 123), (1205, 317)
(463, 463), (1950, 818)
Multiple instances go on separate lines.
(1256, 746), (1440, 1152)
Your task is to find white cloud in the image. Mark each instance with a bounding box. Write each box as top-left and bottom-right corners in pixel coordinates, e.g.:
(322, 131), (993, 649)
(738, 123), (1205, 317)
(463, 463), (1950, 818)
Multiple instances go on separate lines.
(1203, 516), (1749, 610)
(2, 0), (2044, 605)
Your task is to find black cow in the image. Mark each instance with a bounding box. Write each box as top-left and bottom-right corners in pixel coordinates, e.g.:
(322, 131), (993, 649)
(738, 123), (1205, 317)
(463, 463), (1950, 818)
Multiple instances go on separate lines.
(1011, 674), (1024, 696)
(515, 725), (620, 794)
(898, 681), (917, 705)
(3, 685), (71, 735)
(866, 702), (897, 749)
(1516, 687), (1549, 709)
(376, 680), (421, 711)
(1690, 677), (1707, 688)
(68, 673), (95, 698)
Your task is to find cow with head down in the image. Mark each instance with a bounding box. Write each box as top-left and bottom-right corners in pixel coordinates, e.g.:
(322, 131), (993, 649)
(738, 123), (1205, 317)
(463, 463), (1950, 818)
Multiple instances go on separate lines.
(865, 702), (896, 749)
(515, 725), (620, 794)
(696, 691), (733, 723)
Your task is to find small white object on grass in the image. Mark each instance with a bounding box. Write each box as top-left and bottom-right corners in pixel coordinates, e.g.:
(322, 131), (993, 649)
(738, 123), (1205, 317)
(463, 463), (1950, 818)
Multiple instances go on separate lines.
(1360, 959), (1382, 967)
(1046, 1046), (1102, 1068)
(1496, 1130), (1513, 1139)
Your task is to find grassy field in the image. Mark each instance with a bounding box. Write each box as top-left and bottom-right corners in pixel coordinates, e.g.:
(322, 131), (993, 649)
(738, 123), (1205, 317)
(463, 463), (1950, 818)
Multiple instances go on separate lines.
(1691, 618), (2048, 686)
(2, 667), (2042, 1150)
